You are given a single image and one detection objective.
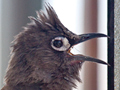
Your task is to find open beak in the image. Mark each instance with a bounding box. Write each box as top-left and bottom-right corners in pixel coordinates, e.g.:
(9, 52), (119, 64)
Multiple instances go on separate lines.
(69, 33), (110, 66)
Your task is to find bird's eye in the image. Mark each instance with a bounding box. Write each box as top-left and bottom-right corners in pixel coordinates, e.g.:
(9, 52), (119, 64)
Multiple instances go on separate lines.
(53, 40), (63, 48)
(51, 37), (70, 51)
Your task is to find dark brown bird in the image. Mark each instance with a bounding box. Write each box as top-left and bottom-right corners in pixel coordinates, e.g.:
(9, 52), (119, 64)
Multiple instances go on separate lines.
(1, 4), (109, 90)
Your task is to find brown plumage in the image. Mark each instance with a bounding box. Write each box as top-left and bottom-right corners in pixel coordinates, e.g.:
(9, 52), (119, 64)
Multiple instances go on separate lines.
(1, 4), (109, 90)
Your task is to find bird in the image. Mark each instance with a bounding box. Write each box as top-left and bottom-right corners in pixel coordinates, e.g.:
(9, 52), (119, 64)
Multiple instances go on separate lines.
(1, 3), (109, 90)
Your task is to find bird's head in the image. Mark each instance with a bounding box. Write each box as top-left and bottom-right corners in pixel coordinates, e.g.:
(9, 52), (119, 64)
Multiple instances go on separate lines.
(5, 4), (109, 89)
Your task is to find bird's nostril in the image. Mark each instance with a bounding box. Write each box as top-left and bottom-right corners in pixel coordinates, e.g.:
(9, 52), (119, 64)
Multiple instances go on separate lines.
(85, 36), (89, 39)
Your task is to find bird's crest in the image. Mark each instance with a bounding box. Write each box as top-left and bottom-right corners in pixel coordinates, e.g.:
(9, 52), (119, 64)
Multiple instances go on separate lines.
(27, 3), (77, 39)
(28, 4), (65, 32)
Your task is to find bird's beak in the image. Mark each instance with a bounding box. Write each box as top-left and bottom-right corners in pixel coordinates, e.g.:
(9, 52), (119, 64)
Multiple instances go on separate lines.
(68, 33), (110, 66)
(73, 33), (109, 45)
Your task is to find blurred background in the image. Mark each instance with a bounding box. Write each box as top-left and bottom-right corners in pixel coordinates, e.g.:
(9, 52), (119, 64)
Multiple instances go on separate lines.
(0, 0), (108, 90)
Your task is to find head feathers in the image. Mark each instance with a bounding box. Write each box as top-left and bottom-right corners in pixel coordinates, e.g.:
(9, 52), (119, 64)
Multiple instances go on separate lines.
(27, 4), (77, 40)
(28, 4), (64, 32)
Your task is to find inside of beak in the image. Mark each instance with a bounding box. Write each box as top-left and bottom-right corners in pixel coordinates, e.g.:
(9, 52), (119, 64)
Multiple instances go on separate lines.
(71, 54), (110, 66)
(73, 33), (109, 45)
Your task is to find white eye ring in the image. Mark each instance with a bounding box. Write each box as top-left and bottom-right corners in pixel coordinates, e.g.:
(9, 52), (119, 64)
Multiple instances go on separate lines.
(51, 37), (70, 51)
